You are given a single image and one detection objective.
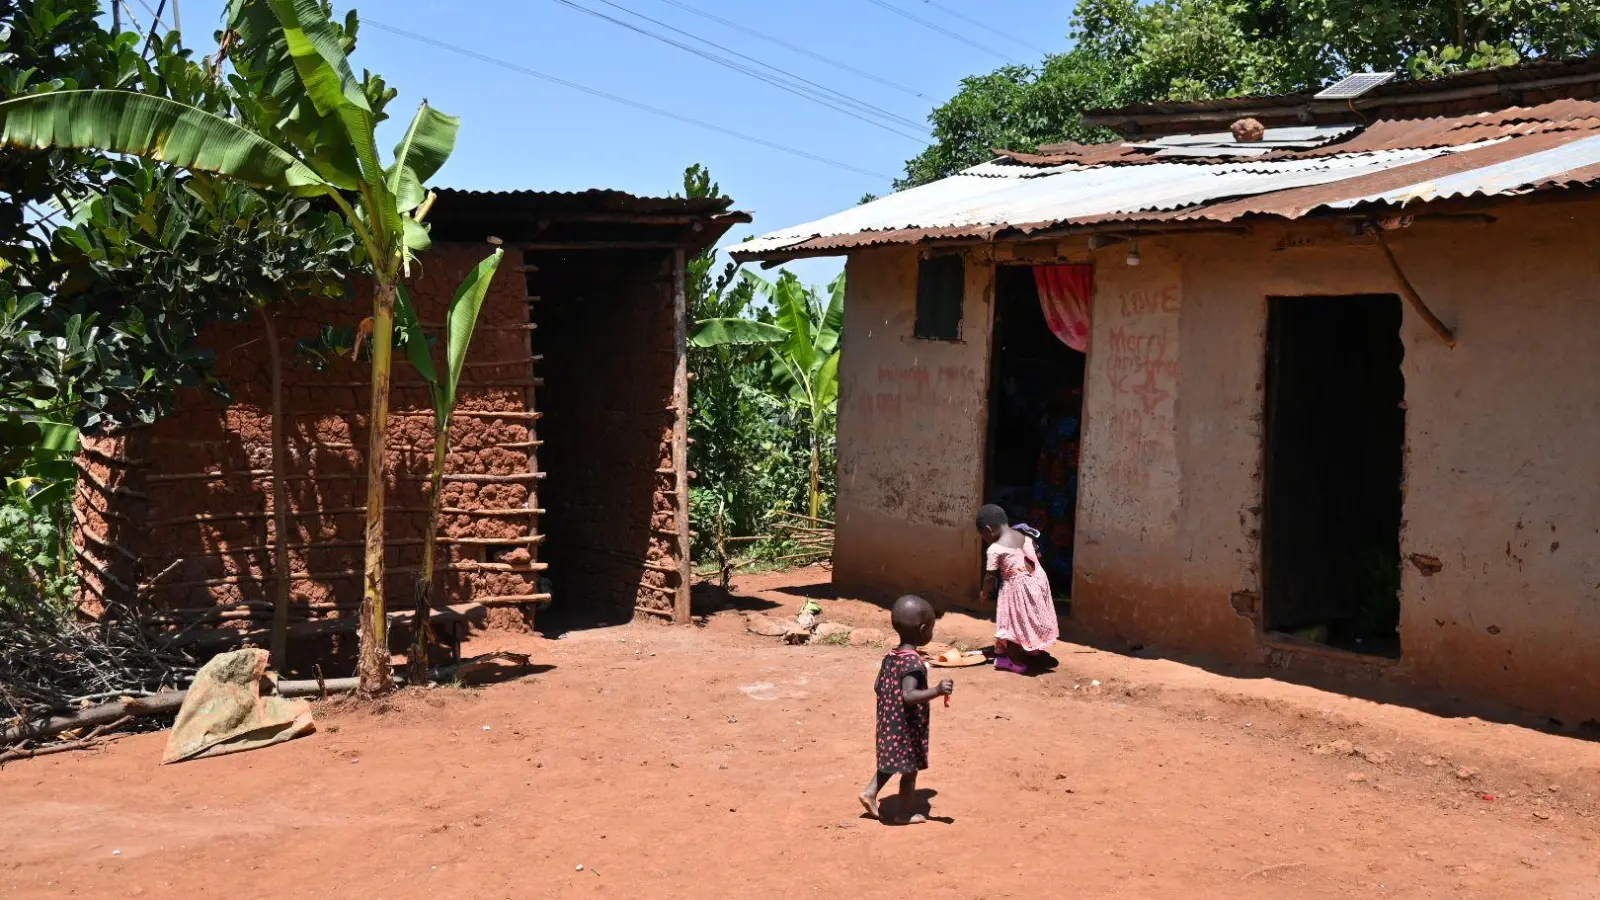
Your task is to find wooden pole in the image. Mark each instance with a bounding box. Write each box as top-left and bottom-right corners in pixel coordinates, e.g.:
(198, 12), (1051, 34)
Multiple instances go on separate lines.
(671, 247), (692, 625)
(1369, 226), (1457, 349)
(523, 246), (546, 627)
(1, 692), (186, 746)
(261, 308), (293, 672)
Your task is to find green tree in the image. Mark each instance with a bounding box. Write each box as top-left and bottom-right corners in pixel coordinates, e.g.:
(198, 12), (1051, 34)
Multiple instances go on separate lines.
(393, 244), (503, 685)
(900, 0), (1600, 187)
(680, 164), (841, 568)
(0, 3), (224, 434)
(681, 165), (773, 561)
(0, 4), (358, 662)
(0, 0), (496, 695)
(898, 51), (1124, 188)
(51, 161), (358, 665)
(691, 269), (842, 522)
(0, 0), (138, 277)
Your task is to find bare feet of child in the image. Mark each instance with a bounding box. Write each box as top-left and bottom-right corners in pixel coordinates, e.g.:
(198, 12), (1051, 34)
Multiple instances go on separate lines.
(894, 813), (929, 825)
(859, 791), (880, 819)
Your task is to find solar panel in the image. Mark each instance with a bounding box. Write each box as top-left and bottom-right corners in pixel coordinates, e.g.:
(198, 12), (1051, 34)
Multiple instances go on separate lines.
(1314, 71), (1397, 100)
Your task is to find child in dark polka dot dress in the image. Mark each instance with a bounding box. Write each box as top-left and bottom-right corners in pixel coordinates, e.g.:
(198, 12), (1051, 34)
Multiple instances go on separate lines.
(859, 594), (954, 824)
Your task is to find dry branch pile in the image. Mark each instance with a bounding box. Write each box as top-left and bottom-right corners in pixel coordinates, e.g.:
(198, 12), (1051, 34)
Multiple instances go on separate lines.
(0, 600), (196, 747)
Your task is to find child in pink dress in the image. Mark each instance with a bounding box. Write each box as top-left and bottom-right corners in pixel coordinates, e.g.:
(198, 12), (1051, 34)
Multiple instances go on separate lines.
(977, 504), (1060, 674)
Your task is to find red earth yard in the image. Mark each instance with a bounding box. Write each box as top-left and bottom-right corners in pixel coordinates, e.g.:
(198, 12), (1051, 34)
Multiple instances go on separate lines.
(3, 568), (1599, 900)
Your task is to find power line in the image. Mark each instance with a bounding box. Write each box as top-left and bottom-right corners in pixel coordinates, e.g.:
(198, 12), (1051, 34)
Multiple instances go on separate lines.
(363, 19), (894, 181)
(576, 0), (924, 131)
(548, 0), (929, 142)
(863, 0), (1015, 63)
(915, 0), (1051, 56)
(654, 0), (928, 100)
(585, 0), (926, 129)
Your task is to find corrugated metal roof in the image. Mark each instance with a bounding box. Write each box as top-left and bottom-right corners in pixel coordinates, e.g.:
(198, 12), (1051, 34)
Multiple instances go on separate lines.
(1329, 132), (1600, 208)
(1080, 56), (1600, 124)
(734, 96), (1600, 261)
(1175, 129), (1599, 222)
(432, 188), (735, 218)
(1129, 125), (1358, 157)
(1030, 99), (1600, 164)
(427, 188), (750, 248)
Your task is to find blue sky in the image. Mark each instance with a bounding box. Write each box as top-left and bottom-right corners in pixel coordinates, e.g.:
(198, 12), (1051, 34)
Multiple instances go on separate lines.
(154, 0), (1074, 284)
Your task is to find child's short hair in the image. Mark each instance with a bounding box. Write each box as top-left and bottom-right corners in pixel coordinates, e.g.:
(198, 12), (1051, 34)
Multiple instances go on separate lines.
(976, 504), (1008, 530)
(890, 594), (934, 641)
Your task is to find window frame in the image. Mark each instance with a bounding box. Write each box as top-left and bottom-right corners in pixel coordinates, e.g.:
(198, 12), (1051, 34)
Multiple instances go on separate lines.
(913, 253), (965, 342)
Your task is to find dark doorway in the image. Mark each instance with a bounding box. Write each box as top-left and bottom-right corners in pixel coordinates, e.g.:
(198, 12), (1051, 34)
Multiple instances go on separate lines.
(984, 265), (1086, 601)
(530, 248), (681, 631)
(1262, 294), (1405, 657)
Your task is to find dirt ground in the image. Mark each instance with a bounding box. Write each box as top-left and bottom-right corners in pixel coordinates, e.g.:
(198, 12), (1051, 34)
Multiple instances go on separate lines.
(5, 567), (1600, 900)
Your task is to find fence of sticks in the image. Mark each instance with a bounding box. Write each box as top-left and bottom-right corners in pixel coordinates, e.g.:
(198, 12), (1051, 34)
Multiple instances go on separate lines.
(710, 510), (834, 589)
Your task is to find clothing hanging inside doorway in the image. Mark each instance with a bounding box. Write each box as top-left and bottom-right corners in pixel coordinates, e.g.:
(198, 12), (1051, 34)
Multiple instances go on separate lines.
(1033, 264), (1094, 352)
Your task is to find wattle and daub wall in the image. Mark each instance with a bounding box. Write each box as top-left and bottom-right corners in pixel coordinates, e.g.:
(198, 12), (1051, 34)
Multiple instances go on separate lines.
(74, 239), (693, 661)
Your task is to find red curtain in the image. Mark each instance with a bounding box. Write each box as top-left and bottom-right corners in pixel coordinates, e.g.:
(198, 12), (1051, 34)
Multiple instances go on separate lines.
(1033, 264), (1094, 352)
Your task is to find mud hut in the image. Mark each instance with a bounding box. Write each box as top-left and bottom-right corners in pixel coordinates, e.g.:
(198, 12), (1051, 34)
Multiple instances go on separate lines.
(73, 188), (748, 664)
(732, 59), (1600, 722)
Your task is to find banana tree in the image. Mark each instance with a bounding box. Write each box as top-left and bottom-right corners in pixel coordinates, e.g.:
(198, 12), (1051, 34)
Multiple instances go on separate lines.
(0, 0), (485, 695)
(689, 270), (844, 520)
(392, 245), (503, 686)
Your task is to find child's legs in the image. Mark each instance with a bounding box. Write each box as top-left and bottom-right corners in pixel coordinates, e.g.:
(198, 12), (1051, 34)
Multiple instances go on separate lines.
(895, 771), (926, 822)
(862, 770), (894, 797)
(997, 639), (1028, 663)
(897, 770), (918, 803)
(860, 770), (894, 818)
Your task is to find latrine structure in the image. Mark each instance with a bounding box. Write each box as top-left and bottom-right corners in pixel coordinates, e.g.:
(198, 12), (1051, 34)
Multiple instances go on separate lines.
(73, 189), (747, 664)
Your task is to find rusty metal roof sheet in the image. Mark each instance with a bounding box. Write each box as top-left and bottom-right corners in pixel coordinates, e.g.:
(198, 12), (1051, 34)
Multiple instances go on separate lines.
(1127, 124), (1359, 157)
(1026, 99), (1600, 164)
(733, 97), (1600, 261)
(428, 187), (749, 248)
(432, 188), (735, 218)
(1080, 56), (1600, 124)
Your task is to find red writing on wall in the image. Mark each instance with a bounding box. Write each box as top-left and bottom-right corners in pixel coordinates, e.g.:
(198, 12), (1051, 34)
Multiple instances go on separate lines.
(878, 366), (931, 386)
(1104, 327), (1179, 414)
(861, 364), (981, 420)
(1099, 406), (1177, 503)
(1119, 284), (1180, 318)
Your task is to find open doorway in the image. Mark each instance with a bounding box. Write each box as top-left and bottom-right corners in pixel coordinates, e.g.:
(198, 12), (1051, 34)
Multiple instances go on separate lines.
(1262, 294), (1405, 657)
(985, 265), (1087, 601)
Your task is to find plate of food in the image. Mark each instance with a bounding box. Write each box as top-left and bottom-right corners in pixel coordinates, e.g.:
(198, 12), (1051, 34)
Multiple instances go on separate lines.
(925, 647), (989, 668)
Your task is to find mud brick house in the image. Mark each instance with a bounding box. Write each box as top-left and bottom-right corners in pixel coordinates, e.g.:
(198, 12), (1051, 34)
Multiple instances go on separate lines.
(733, 59), (1600, 722)
(74, 188), (748, 654)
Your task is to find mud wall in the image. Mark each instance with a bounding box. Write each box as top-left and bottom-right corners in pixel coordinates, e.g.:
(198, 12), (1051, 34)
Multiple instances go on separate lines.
(1070, 201), (1600, 721)
(74, 243), (544, 643)
(834, 247), (995, 608)
(531, 250), (683, 622)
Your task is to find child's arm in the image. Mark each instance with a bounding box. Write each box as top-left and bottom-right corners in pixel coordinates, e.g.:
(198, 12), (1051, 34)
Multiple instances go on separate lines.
(901, 673), (955, 705)
(981, 543), (999, 608)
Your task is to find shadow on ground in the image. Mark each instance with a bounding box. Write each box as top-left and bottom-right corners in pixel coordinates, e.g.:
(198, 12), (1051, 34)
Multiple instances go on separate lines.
(730, 566), (1600, 743)
(868, 789), (955, 826)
